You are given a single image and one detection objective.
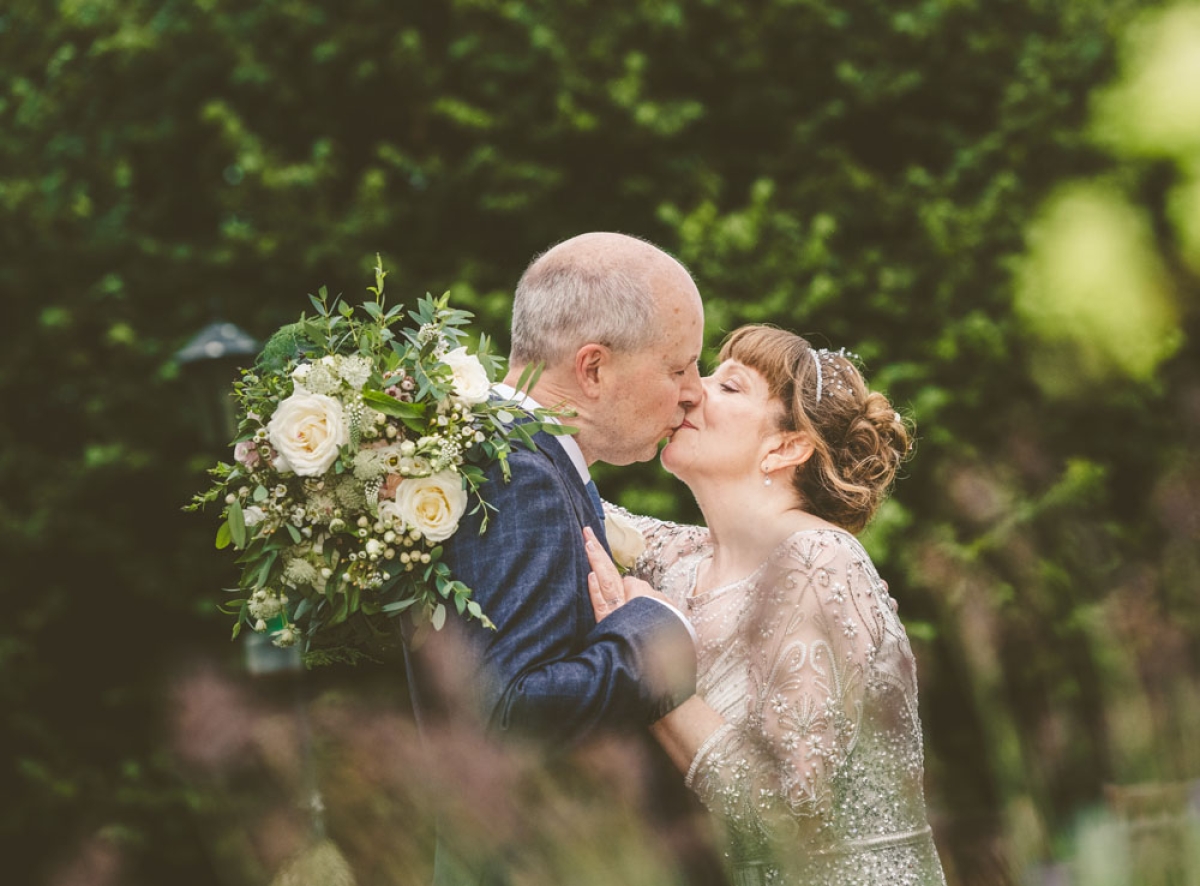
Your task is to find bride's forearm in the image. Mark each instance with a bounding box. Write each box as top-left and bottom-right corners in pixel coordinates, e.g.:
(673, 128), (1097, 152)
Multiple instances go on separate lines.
(649, 694), (726, 775)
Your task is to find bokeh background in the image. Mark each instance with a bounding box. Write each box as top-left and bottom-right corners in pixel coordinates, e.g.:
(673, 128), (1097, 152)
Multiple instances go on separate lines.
(4, 0), (1200, 884)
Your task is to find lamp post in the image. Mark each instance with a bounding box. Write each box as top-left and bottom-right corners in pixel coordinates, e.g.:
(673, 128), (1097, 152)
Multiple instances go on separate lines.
(176, 321), (261, 450)
(175, 319), (300, 675)
(176, 318), (345, 883)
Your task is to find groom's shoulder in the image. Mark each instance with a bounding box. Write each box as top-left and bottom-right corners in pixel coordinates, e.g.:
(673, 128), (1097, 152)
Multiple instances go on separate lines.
(474, 431), (569, 509)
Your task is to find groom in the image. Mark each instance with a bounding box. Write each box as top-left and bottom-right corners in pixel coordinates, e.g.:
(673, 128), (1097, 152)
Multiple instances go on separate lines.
(406, 232), (707, 882)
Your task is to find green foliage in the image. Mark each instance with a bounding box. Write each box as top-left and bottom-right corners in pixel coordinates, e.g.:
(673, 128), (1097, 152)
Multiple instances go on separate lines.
(190, 264), (560, 663)
(2, 0), (1196, 883)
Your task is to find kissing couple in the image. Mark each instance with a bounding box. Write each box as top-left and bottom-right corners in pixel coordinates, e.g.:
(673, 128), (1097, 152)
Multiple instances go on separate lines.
(403, 232), (947, 886)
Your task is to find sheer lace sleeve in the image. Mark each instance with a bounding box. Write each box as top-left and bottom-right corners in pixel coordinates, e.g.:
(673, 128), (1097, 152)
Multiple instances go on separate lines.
(684, 530), (898, 846)
(603, 502), (709, 594)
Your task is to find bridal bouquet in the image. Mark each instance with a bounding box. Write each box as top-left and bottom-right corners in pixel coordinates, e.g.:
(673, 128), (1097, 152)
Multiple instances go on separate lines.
(188, 259), (565, 666)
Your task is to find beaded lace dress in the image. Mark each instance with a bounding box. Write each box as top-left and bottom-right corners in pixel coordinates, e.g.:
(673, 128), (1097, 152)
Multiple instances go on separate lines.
(620, 509), (946, 886)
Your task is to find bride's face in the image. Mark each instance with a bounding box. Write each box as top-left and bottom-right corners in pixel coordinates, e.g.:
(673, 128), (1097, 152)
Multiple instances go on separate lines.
(661, 359), (783, 484)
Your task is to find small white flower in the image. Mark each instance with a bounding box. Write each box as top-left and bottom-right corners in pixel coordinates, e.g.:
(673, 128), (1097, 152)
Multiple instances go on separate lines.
(248, 589), (285, 621)
(283, 558), (318, 588)
(272, 623), (298, 648)
(377, 498), (406, 530)
(338, 355), (372, 390)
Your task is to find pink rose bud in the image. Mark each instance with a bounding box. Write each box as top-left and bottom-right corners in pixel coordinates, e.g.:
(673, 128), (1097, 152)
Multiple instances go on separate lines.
(379, 473), (403, 501)
(234, 440), (260, 469)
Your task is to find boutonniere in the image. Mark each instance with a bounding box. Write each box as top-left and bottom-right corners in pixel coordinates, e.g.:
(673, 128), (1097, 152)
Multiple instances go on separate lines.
(604, 510), (647, 573)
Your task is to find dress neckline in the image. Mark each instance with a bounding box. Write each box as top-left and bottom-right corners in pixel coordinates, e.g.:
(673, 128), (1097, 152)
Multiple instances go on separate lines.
(686, 525), (861, 606)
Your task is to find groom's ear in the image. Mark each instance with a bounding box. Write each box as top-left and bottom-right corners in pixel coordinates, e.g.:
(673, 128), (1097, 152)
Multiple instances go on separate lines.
(575, 343), (609, 397)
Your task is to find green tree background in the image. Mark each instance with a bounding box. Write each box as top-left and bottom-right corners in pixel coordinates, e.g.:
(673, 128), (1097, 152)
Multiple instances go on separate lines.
(3, 1), (1198, 884)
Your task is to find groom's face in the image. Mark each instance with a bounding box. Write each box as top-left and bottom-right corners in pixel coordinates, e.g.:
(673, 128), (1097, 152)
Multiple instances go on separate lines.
(593, 286), (705, 466)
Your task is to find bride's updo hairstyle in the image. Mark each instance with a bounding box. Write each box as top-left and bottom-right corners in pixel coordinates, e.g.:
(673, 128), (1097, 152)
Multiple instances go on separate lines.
(719, 325), (911, 534)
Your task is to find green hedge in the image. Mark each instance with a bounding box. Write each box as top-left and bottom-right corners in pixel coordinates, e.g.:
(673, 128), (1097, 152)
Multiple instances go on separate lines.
(3, 1), (1196, 882)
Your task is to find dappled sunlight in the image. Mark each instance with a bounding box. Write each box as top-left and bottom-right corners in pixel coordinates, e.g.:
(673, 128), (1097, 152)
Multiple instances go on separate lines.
(1091, 3), (1200, 162)
(1015, 183), (1180, 391)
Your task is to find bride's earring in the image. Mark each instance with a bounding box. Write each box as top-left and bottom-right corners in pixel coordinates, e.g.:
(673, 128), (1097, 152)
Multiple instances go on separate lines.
(762, 462), (772, 486)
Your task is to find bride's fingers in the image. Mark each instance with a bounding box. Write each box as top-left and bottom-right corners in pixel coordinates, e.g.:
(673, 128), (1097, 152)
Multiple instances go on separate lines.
(583, 527), (620, 582)
(587, 570), (611, 622)
(584, 527), (625, 621)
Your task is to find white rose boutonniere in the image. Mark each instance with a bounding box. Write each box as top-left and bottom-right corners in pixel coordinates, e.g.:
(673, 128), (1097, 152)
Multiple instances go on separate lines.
(393, 470), (469, 542)
(442, 346), (491, 405)
(604, 509), (647, 572)
(267, 391), (350, 476)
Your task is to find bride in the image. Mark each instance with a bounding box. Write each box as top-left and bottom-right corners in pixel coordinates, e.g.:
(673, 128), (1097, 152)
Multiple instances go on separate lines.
(586, 325), (946, 885)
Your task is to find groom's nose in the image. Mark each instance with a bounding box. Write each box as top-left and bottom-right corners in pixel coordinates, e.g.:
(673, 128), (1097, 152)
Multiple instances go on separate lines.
(678, 362), (704, 408)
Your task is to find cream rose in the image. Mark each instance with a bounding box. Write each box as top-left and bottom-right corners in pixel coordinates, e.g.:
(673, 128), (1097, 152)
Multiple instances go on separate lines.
(392, 470), (468, 542)
(267, 391), (350, 476)
(442, 347), (491, 405)
(604, 510), (647, 571)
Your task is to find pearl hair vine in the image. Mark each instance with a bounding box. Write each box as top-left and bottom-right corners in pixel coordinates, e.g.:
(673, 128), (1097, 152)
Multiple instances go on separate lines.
(809, 347), (859, 403)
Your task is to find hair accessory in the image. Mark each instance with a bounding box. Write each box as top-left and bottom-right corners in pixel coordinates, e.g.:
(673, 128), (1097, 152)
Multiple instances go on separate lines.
(809, 347), (860, 403)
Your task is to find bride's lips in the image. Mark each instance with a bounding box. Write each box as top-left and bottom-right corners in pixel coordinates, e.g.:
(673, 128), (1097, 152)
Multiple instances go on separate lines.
(674, 419), (697, 432)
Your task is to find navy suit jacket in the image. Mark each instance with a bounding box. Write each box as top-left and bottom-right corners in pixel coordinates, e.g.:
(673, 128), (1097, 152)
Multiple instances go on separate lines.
(410, 424), (696, 743)
(403, 424), (717, 886)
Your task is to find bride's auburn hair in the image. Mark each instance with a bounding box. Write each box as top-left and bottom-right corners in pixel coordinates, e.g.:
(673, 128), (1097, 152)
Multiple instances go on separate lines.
(719, 325), (912, 534)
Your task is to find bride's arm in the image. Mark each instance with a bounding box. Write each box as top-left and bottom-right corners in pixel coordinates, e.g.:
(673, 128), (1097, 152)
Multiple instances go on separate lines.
(648, 695), (726, 774)
(650, 535), (879, 835)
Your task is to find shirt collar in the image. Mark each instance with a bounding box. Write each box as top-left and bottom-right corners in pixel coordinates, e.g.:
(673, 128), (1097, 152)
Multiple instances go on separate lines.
(492, 382), (591, 486)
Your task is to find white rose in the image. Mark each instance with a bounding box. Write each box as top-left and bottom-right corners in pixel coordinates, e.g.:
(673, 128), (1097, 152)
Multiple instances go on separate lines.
(604, 510), (647, 571)
(392, 470), (468, 542)
(442, 347), (491, 405)
(242, 505), (266, 527)
(267, 391), (350, 476)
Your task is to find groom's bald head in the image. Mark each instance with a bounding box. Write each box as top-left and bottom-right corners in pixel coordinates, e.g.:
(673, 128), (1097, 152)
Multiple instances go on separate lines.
(510, 232), (698, 368)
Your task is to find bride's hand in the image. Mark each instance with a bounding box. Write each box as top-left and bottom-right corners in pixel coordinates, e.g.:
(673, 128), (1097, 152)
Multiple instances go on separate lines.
(584, 526), (662, 622)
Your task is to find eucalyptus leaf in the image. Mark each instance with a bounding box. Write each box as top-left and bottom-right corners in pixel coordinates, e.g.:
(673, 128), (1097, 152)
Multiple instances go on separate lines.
(227, 500), (247, 549)
(361, 389), (427, 419)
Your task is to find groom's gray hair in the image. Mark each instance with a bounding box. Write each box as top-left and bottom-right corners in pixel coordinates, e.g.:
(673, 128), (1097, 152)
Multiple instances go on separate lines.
(510, 233), (682, 367)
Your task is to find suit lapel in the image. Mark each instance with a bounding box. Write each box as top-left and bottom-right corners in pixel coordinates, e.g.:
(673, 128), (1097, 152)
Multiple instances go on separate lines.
(529, 428), (610, 551)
